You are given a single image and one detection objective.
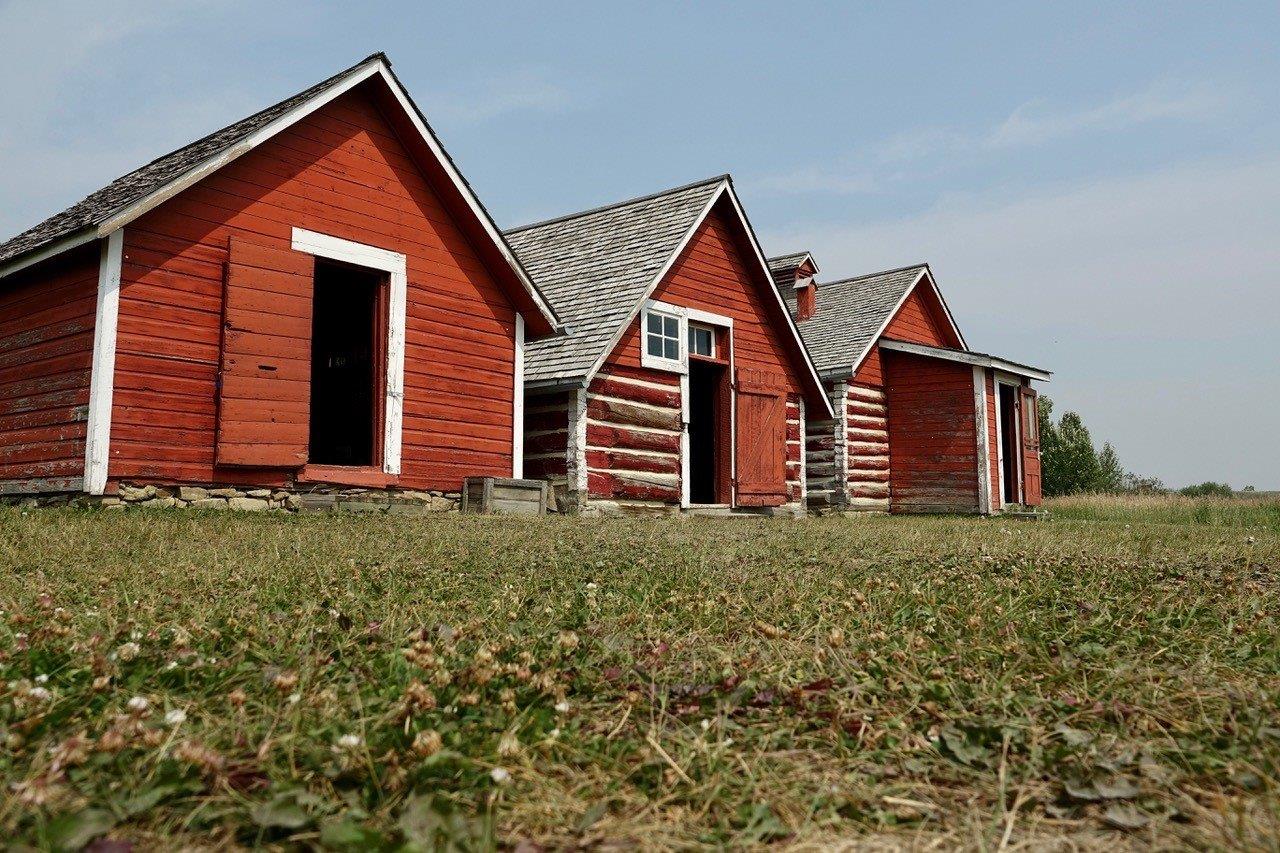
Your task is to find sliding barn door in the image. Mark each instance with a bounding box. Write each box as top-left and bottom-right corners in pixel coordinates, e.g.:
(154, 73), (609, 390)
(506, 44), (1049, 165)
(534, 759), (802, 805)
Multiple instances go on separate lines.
(216, 237), (314, 467)
(735, 368), (788, 506)
(1020, 386), (1042, 505)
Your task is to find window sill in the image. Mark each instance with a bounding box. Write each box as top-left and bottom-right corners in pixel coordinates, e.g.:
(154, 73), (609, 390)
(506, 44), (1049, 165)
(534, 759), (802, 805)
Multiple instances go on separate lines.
(639, 355), (687, 375)
(298, 464), (396, 488)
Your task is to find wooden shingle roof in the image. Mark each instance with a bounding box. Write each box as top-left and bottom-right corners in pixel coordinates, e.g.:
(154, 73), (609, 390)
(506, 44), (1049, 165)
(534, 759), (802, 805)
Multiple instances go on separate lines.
(505, 176), (726, 385)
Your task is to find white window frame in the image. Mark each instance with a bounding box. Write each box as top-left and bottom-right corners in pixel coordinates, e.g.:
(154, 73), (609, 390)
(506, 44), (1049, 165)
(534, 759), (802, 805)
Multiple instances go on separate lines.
(640, 300), (686, 372)
(687, 321), (717, 359)
(291, 227), (407, 476)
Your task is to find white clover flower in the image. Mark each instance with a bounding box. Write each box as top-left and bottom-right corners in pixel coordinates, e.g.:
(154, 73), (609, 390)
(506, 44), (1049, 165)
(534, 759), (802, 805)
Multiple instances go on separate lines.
(548, 728), (561, 739)
(34, 674), (49, 685)
(585, 582), (598, 590)
(554, 700), (570, 714)
(28, 686), (53, 703)
(490, 766), (511, 785)
(165, 661), (179, 671)
(117, 642), (141, 661)
(336, 733), (363, 750)
(164, 708), (187, 726)
(700, 718), (711, 731)
(287, 693), (301, 705)
(126, 696), (149, 713)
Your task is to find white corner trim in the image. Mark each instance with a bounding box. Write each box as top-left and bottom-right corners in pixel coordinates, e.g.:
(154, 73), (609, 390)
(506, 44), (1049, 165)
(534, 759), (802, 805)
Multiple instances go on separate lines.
(973, 366), (992, 515)
(679, 371), (691, 508)
(513, 313), (525, 477)
(84, 229), (123, 495)
(290, 227), (407, 475)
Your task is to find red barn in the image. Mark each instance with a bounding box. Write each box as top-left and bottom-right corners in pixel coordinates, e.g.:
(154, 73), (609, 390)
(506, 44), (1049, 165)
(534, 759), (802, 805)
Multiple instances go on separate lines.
(774, 257), (1050, 514)
(509, 177), (832, 515)
(0, 54), (560, 509)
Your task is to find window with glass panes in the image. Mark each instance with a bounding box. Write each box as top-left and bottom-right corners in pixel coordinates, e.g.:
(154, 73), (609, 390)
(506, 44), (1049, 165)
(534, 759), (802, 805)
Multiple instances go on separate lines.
(646, 311), (681, 361)
(688, 323), (715, 357)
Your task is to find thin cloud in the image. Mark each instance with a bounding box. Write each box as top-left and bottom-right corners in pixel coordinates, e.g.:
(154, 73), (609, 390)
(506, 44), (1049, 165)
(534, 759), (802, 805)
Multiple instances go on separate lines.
(749, 80), (1233, 197)
(422, 69), (578, 125)
(987, 81), (1230, 149)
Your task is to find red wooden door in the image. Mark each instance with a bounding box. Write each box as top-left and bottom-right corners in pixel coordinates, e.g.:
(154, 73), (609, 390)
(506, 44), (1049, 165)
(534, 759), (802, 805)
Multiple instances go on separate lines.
(1020, 386), (1042, 505)
(735, 368), (787, 506)
(216, 238), (314, 467)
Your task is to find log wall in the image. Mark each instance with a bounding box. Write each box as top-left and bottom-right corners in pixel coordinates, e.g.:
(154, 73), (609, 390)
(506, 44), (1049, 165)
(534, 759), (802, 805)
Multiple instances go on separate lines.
(584, 366), (682, 506)
(0, 244), (99, 488)
(845, 383), (891, 511)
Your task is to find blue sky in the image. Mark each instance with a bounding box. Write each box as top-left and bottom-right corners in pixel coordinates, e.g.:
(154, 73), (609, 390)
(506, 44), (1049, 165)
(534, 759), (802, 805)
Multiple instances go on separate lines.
(3, 1), (1277, 487)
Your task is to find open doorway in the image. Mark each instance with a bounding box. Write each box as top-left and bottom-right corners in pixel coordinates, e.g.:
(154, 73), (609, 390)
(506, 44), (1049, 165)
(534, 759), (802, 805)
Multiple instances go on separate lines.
(998, 383), (1020, 505)
(688, 359), (729, 504)
(308, 259), (385, 467)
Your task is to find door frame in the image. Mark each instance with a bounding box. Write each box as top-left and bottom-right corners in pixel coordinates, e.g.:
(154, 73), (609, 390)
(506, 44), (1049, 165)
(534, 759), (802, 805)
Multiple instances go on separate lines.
(992, 371), (1024, 507)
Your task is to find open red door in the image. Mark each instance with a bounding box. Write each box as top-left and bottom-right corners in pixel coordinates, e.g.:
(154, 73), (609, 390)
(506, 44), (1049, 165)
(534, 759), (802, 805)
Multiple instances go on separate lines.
(1020, 386), (1042, 505)
(216, 238), (314, 467)
(735, 368), (788, 506)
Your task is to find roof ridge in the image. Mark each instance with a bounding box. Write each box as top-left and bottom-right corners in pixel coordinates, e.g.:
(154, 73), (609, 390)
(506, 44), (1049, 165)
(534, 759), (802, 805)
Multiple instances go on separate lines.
(819, 262), (930, 286)
(505, 173), (729, 235)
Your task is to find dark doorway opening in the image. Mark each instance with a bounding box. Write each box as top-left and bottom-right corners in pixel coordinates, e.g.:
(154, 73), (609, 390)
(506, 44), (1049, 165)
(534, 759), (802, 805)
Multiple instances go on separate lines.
(308, 259), (384, 466)
(688, 359), (727, 504)
(998, 383), (1019, 505)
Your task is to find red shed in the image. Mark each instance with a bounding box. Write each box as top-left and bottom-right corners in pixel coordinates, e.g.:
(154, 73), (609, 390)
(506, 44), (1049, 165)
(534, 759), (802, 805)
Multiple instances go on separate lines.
(508, 177), (832, 515)
(0, 54), (560, 507)
(774, 258), (1050, 514)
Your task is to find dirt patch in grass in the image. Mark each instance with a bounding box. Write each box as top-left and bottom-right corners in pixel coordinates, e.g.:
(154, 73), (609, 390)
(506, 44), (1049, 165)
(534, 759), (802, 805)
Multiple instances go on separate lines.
(1, 508), (1277, 849)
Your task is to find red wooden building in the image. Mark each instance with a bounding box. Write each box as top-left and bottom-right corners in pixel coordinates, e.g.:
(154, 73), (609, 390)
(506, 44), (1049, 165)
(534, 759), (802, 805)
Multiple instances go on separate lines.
(772, 257), (1050, 514)
(0, 54), (561, 503)
(508, 177), (832, 515)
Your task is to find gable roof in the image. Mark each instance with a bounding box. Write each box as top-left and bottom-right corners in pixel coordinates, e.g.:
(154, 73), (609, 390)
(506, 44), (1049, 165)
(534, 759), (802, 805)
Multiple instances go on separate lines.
(506, 176), (833, 416)
(0, 53), (561, 334)
(767, 251), (819, 282)
(793, 264), (966, 378)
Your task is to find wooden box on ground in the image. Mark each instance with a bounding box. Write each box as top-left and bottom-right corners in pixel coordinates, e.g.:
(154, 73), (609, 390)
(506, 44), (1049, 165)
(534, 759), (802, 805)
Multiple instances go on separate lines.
(461, 477), (549, 515)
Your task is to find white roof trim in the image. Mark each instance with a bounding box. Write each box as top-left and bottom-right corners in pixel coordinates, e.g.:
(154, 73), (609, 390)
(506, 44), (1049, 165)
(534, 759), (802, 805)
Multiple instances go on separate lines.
(879, 339), (1051, 381)
(847, 266), (967, 376)
(579, 180), (835, 419)
(0, 57), (562, 332)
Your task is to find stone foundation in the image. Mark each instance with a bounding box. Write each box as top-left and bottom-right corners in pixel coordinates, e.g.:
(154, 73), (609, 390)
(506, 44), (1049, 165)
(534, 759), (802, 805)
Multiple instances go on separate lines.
(1, 483), (462, 515)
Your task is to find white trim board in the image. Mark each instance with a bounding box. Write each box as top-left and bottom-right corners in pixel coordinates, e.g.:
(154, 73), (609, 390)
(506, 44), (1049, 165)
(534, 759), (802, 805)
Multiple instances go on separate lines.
(879, 338), (1051, 381)
(83, 229), (123, 495)
(0, 56), (562, 335)
(291, 227), (407, 476)
(513, 312), (525, 478)
(972, 366), (992, 515)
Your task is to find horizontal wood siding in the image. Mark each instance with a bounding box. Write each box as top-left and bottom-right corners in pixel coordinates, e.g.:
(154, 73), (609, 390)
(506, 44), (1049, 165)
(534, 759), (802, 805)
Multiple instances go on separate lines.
(804, 381), (843, 510)
(853, 281), (962, 387)
(884, 351), (979, 514)
(110, 84), (519, 490)
(0, 245), (98, 482)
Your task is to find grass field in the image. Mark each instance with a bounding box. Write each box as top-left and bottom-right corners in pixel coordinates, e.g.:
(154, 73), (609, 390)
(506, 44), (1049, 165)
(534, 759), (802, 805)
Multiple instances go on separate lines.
(1, 497), (1277, 850)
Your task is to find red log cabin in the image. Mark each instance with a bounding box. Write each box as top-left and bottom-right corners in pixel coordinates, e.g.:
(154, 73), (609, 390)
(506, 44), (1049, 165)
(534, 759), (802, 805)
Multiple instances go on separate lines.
(507, 177), (833, 515)
(772, 256), (1051, 514)
(0, 54), (562, 503)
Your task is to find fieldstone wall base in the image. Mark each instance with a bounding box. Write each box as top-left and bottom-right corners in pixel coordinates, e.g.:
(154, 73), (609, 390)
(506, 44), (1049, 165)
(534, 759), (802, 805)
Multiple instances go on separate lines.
(1, 483), (462, 515)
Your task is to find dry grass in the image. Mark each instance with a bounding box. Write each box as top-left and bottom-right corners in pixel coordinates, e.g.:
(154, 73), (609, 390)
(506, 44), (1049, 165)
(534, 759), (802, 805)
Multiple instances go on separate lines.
(1, 501), (1277, 850)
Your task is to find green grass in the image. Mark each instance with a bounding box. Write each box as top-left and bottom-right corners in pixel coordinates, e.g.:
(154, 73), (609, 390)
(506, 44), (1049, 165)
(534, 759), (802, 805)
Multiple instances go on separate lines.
(1048, 493), (1280, 530)
(1, 501), (1277, 850)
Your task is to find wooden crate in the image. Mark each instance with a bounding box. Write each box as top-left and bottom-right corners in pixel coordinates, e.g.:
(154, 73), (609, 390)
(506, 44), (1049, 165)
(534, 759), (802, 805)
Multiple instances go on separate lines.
(460, 477), (549, 515)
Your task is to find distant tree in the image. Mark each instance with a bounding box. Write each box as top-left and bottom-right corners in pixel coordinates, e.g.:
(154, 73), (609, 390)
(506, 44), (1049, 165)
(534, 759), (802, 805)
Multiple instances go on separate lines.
(1095, 442), (1125, 492)
(1179, 481), (1234, 498)
(1121, 472), (1166, 494)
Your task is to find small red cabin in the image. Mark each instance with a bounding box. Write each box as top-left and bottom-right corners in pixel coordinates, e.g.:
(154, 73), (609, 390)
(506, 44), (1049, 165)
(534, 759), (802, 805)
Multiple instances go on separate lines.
(774, 257), (1050, 514)
(509, 177), (832, 515)
(0, 54), (560, 505)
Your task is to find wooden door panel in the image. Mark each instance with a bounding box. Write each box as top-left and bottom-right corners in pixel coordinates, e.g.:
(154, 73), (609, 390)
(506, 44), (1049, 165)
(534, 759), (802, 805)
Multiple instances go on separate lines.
(216, 237), (314, 467)
(1020, 386), (1042, 506)
(735, 368), (787, 506)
